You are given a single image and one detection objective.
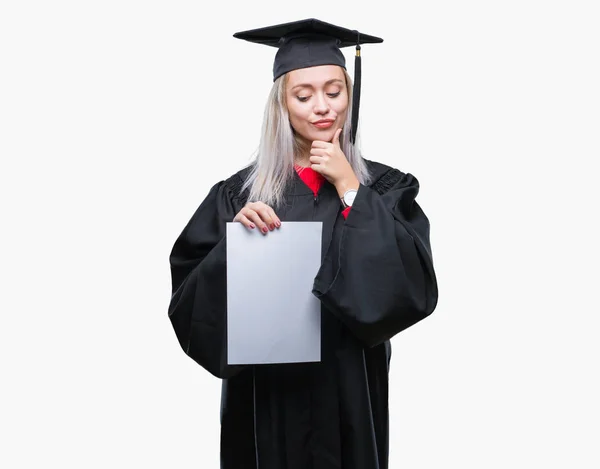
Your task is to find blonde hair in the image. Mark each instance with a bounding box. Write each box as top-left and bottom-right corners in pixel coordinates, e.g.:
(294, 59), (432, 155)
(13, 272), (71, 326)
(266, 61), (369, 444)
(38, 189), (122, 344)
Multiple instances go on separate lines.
(240, 67), (372, 208)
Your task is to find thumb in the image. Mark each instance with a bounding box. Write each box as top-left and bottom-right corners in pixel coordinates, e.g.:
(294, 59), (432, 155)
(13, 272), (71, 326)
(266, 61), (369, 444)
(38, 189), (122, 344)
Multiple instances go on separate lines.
(332, 127), (342, 147)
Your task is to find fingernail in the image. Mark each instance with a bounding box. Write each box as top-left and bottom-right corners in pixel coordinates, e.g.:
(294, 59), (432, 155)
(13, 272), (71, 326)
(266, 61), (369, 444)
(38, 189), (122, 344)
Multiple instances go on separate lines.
(269, 223), (275, 230)
(250, 223), (255, 229)
(276, 221), (281, 227)
(262, 227), (268, 233)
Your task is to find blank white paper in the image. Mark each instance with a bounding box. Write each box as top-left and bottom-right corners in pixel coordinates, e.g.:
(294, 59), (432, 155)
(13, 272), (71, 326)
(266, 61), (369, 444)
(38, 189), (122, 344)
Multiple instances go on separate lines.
(226, 221), (322, 365)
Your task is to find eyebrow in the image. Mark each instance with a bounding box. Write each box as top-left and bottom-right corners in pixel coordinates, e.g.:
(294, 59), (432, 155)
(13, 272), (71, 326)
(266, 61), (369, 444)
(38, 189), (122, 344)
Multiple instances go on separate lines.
(291, 78), (345, 90)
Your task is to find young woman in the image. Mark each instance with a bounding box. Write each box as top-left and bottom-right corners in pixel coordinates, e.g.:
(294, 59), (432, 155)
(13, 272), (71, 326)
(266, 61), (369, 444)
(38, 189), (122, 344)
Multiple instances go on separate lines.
(168, 19), (438, 469)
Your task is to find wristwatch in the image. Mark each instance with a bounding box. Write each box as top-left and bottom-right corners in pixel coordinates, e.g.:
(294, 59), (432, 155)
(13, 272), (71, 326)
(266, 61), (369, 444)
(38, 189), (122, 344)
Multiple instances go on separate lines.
(340, 189), (358, 209)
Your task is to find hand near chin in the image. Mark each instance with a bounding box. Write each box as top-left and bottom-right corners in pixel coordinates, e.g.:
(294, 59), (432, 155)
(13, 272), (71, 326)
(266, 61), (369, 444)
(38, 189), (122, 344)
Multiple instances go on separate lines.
(310, 128), (358, 190)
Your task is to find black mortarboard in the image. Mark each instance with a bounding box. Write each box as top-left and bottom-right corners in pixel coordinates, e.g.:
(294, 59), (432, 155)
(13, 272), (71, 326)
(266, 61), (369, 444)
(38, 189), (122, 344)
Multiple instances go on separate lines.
(233, 18), (383, 144)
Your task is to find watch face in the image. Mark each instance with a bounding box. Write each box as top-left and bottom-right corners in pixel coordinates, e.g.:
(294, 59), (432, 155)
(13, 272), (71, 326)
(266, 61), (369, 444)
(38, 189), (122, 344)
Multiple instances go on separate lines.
(344, 190), (358, 206)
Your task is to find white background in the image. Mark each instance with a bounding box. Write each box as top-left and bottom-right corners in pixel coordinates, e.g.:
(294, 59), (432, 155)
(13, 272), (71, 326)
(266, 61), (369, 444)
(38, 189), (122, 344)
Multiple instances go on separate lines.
(1, 0), (599, 467)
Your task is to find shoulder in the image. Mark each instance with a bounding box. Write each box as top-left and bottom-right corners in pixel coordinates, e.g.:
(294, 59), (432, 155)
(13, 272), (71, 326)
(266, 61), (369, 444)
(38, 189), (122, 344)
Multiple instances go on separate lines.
(218, 164), (253, 203)
(363, 158), (418, 195)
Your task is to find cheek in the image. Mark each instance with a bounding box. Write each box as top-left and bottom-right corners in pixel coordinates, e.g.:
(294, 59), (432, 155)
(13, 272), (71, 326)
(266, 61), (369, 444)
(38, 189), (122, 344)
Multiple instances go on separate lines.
(288, 101), (310, 126)
(333, 95), (349, 115)
(332, 100), (349, 123)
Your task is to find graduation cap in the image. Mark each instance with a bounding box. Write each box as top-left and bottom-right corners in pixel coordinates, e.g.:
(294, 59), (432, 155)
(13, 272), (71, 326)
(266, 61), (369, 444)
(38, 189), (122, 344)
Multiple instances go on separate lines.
(233, 18), (383, 144)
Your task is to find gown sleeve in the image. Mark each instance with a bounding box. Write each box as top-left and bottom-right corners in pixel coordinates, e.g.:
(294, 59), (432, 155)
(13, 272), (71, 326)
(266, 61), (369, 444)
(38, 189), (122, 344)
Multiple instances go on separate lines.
(312, 169), (439, 348)
(168, 178), (246, 379)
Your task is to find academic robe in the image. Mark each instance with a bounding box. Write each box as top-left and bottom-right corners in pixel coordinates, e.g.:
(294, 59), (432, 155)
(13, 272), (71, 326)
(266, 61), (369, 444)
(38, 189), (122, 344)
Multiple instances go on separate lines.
(168, 158), (438, 469)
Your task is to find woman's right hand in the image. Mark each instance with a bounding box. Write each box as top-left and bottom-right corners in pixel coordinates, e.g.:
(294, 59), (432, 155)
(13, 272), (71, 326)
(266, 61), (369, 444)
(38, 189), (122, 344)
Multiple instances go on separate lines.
(233, 201), (281, 235)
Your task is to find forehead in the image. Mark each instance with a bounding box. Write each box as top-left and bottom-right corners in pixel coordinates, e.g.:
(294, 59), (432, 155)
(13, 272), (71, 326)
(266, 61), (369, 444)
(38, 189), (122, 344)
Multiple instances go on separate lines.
(286, 65), (346, 88)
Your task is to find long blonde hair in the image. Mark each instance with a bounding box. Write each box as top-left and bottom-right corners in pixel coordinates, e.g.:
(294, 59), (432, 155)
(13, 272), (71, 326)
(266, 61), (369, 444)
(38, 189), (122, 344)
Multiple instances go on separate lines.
(240, 67), (372, 208)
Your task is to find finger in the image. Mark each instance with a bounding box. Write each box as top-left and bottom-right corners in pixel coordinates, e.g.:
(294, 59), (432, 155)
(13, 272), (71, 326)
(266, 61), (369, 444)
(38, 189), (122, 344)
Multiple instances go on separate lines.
(244, 208), (269, 234)
(251, 202), (279, 230)
(309, 147), (328, 157)
(257, 207), (276, 231)
(332, 128), (342, 146)
(233, 213), (256, 230)
(246, 201), (263, 211)
(309, 155), (325, 165)
(311, 163), (324, 174)
(311, 140), (330, 149)
(267, 207), (281, 228)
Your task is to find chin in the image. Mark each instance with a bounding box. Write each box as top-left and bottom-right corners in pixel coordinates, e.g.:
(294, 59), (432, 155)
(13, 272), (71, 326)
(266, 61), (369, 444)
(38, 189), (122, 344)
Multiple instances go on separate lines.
(307, 128), (336, 142)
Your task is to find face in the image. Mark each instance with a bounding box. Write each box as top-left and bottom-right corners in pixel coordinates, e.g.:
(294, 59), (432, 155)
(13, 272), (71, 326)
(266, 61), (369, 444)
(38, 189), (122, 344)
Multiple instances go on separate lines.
(285, 65), (349, 144)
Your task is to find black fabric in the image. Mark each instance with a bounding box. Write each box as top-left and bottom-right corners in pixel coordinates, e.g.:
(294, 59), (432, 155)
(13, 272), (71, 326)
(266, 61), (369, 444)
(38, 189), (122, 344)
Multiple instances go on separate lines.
(273, 34), (346, 82)
(351, 48), (361, 144)
(168, 158), (438, 469)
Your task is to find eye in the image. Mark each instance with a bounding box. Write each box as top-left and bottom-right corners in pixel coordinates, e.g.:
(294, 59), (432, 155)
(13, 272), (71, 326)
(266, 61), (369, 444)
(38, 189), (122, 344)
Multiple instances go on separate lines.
(296, 96), (310, 102)
(327, 92), (341, 98)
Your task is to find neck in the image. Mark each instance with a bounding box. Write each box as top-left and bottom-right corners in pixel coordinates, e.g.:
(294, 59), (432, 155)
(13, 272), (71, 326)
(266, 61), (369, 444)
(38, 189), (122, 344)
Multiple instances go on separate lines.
(294, 157), (310, 168)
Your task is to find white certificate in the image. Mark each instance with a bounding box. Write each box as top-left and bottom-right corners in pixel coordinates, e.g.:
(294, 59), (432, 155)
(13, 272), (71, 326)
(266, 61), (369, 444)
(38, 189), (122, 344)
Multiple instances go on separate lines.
(226, 221), (322, 365)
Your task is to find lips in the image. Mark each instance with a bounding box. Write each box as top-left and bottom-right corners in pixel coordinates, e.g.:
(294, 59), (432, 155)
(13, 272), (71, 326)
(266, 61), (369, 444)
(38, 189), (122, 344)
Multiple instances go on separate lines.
(312, 119), (335, 129)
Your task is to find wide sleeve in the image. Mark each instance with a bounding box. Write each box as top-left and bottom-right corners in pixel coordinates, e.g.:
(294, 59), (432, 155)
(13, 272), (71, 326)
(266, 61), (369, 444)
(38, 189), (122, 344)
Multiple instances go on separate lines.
(312, 170), (438, 347)
(168, 179), (246, 379)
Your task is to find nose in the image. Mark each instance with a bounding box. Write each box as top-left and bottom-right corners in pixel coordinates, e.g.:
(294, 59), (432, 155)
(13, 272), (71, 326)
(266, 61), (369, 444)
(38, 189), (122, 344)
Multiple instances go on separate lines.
(313, 92), (329, 115)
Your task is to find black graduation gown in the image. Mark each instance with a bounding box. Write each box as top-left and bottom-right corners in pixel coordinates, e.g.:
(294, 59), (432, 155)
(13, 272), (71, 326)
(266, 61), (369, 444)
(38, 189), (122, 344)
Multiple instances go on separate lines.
(168, 158), (438, 469)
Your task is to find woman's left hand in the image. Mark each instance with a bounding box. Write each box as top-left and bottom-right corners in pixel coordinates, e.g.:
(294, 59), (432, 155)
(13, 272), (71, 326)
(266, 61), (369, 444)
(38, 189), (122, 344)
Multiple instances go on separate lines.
(310, 128), (359, 191)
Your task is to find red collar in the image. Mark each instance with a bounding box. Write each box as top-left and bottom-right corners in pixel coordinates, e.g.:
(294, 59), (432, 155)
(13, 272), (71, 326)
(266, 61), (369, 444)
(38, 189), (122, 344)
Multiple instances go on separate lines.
(294, 164), (324, 196)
